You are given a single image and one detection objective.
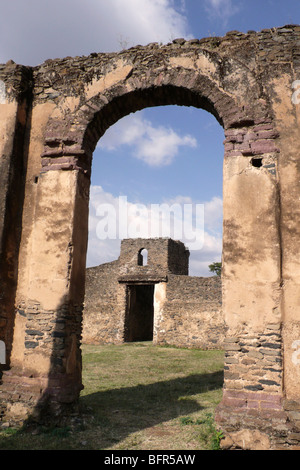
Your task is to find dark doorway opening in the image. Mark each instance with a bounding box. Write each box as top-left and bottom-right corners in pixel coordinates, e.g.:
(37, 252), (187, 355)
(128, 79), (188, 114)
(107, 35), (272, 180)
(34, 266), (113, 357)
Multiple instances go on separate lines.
(124, 284), (154, 342)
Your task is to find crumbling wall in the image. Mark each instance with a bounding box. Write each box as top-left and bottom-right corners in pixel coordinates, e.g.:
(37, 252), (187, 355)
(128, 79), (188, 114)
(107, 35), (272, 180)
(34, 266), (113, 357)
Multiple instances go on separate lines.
(119, 238), (189, 277)
(82, 244), (224, 349)
(155, 274), (224, 349)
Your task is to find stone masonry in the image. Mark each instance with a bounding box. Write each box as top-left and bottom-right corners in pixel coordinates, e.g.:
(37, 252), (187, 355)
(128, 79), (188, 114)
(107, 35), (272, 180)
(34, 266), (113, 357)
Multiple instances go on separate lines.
(82, 238), (224, 349)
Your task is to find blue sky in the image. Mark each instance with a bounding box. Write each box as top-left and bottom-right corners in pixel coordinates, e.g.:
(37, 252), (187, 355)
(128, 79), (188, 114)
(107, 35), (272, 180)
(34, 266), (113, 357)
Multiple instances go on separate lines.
(1, 0), (299, 275)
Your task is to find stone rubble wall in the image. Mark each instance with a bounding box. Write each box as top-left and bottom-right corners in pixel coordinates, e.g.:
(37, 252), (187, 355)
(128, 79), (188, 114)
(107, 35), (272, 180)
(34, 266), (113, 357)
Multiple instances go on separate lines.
(154, 274), (224, 348)
(119, 238), (189, 276)
(82, 260), (122, 344)
(82, 260), (225, 349)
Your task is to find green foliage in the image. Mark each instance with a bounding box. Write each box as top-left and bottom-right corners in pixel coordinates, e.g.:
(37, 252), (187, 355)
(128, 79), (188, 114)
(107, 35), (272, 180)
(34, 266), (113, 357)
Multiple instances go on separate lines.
(179, 416), (197, 425)
(180, 413), (224, 450)
(208, 262), (222, 276)
(0, 427), (19, 436)
(39, 426), (71, 438)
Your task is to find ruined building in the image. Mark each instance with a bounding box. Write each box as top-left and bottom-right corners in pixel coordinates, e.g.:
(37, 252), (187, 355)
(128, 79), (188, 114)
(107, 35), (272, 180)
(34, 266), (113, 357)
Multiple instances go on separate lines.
(82, 238), (224, 348)
(1, 25), (300, 449)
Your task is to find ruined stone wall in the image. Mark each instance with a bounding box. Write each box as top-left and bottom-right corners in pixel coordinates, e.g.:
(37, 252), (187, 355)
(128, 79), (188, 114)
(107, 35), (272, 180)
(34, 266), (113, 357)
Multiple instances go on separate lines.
(82, 237), (224, 348)
(82, 260), (122, 344)
(119, 238), (189, 277)
(155, 274), (224, 349)
(82, 257), (224, 349)
(1, 25), (300, 448)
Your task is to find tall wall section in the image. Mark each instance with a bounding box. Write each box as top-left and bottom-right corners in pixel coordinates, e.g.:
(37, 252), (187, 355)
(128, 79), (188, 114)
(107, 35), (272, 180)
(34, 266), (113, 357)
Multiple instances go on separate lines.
(83, 260), (122, 344)
(0, 63), (32, 370)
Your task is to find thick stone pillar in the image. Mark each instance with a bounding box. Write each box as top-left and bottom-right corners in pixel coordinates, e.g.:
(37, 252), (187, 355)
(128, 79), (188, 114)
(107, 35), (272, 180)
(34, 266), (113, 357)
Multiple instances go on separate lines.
(0, 63), (32, 379)
(215, 125), (286, 449)
(1, 166), (89, 422)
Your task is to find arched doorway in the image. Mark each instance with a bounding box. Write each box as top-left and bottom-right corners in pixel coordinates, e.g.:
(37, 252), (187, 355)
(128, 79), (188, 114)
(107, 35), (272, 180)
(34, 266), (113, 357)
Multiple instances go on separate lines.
(84, 104), (224, 347)
(2, 40), (285, 448)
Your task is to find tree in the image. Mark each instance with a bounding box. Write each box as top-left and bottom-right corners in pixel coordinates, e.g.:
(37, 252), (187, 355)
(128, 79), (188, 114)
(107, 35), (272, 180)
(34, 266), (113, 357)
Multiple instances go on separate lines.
(208, 262), (222, 276)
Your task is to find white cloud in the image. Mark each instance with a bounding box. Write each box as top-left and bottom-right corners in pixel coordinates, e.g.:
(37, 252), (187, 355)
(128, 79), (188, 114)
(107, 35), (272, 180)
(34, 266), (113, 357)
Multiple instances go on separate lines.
(204, 0), (240, 25)
(86, 185), (222, 276)
(203, 196), (223, 233)
(0, 0), (191, 65)
(98, 113), (197, 166)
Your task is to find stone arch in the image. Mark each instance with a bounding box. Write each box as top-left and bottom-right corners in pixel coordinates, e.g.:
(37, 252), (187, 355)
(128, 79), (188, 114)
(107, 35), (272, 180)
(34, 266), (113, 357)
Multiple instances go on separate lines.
(35, 55), (280, 387)
(41, 56), (266, 173)
(2, 32), (293, 449)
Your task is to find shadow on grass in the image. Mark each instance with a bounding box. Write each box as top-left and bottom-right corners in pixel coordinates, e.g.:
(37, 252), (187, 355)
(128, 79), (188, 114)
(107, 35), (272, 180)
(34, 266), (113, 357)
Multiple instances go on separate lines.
(0, 370), (223, 450)
(79, 370), (224, 448)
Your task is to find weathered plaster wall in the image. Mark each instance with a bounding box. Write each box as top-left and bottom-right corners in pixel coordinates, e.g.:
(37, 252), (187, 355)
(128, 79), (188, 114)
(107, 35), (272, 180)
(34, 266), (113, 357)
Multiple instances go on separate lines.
(0, 63), (32, 370)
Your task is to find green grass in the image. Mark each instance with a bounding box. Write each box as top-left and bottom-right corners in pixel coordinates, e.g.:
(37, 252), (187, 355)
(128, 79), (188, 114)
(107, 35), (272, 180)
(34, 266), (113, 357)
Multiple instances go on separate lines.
(0, 342), (224, 450)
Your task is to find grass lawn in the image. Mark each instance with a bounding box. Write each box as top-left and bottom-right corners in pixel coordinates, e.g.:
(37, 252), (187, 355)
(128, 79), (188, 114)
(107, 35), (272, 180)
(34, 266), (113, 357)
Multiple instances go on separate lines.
(0, 342), (224, 450)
